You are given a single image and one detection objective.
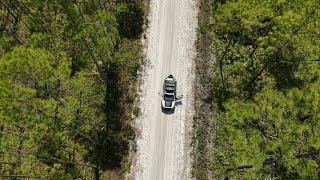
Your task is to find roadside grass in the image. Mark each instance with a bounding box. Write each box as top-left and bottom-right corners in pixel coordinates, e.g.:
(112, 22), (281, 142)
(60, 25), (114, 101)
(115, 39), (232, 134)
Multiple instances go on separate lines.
(117, 0), (150, 177)
(114, 38), (144, 177)
(191, 0), (216, 179)
(97, 38), (143, 179)
(99, 0), (148, 176)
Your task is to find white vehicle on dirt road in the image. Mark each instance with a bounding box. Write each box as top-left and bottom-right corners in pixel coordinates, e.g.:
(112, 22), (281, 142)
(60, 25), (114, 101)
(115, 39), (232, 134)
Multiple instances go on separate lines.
(162, 75), (183, 111)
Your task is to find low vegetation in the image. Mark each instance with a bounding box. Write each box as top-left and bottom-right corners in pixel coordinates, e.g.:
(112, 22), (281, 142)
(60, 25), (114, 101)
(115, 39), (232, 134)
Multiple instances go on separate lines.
(193, 0), (320, 179)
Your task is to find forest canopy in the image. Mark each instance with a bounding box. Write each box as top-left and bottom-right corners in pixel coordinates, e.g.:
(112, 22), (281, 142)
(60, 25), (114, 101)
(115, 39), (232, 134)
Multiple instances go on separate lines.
(0, 0), (145, 179)
(193, 0), (320, 179)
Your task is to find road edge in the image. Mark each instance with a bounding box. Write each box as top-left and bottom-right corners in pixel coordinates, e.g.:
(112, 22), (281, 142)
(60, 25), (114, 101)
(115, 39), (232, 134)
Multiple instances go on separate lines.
(191, 0), (216, 179)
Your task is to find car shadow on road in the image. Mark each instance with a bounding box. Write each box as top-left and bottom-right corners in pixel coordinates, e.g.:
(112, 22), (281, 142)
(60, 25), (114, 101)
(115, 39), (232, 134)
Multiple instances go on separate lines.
(175, 101), (183, 106)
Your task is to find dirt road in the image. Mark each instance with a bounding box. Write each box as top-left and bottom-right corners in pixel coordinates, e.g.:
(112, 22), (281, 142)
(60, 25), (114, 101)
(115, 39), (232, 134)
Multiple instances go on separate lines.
(131, 0), (197, 179)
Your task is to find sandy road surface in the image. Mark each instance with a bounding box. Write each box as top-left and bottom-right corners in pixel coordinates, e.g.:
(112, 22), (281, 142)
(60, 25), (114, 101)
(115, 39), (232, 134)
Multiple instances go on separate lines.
(130, 0), (197, 179)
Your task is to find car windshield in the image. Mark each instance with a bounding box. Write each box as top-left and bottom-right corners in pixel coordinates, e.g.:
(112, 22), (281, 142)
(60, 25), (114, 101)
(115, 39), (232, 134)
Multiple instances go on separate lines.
(164, 94), (174, 101)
